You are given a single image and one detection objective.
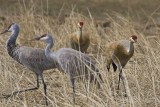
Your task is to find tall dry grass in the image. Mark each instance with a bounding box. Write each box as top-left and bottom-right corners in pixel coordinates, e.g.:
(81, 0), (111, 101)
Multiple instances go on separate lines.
(0, 1), (159, 107)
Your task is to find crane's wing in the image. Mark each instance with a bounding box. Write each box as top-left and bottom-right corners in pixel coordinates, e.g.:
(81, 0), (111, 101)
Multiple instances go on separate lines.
(13, 46), (56, 71)
(56, 48), (97, 75)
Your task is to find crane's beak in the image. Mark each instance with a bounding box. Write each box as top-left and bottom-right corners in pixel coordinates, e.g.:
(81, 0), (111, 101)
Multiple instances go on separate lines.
(30, 36), (41, 41)
(0, 30), (8, 35)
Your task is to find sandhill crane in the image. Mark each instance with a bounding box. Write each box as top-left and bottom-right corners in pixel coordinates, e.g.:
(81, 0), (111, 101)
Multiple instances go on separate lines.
(0, 23), (57, 105)
(33, 33), (103, 104)
(70, 22), (90, 53)
(106, 35), (137, 97)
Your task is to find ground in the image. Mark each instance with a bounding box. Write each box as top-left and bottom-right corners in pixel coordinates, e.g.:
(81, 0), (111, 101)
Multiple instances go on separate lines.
(0, 0), (159, 107)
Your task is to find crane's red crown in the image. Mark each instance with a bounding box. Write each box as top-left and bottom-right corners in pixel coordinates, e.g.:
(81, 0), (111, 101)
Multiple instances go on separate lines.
(8, 24), (12, 29)
(79, 22), (84, 25)
(42, 34), (47, 37)
(131, 35), (137, 40)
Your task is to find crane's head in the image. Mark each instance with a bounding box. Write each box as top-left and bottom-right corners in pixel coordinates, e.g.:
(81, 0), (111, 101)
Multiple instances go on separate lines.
(130, 35), (137, 43)
(78, 22), (84, 29)
(0, 23), (19, 35)
(32, 33), (54, 43)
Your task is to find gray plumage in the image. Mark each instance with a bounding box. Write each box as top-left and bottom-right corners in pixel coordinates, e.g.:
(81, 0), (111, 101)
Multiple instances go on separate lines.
(8, 45), (56, 72)
(34, 33), (103, 104)
(0, 23), (56, 106)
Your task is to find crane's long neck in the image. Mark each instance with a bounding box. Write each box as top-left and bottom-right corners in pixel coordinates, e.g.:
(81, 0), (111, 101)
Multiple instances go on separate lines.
(6, 27), (20, 57)
(45, 41), (57, 62)
(7, 28), (19, 47)
(45, 41), (53, 56)
(78, 27), (83, 42)
(128, 41), (134, 54)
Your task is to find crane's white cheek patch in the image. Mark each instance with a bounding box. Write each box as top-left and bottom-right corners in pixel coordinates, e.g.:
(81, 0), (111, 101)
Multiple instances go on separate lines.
(41, 36), (48, 40)
(8, 28), (12, 32)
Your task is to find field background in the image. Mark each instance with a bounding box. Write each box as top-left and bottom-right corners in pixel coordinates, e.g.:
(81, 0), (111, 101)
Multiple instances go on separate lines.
(0, 0), (160, 107)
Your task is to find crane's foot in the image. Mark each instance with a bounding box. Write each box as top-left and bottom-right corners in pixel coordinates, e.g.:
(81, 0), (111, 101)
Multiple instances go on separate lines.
(116, 89), (119, 95)
(116, 90), (128, 97)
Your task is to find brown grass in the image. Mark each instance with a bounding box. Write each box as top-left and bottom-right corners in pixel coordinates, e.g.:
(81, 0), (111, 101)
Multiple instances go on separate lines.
(0, 0), (160, 107)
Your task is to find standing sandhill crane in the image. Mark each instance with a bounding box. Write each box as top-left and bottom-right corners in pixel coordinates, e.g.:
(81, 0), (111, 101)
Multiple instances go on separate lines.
(33, 33), (103, 104)
(0, 23), (57, 105)
(106, 35), (137, 97)
(70, 22), (90, 53)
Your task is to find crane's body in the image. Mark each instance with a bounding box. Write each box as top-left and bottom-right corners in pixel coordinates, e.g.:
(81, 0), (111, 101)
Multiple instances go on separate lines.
(106, 40), (134, 68)
(7, 45), (56, 73)
(34, 34), (102, 104)
(1, 23), (56, 105)
(51, 48), (97, 78)
(106, 36), (137, 96)
(70, 22), (90, 53)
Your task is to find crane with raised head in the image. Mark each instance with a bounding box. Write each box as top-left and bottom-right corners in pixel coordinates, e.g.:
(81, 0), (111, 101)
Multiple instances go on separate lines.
(33, 33), (103, 104)
(0, 23), (57, 106)
(70, 22), (90, 53)
(106, 35), (137, 97)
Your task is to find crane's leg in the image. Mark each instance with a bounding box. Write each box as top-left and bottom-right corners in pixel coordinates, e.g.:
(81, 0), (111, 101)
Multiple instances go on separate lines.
(109, 53), (126, 96)
(84, 81), (89, 104)
(90, 65), (103, 88)
(82, 78), (88, 95)
(3, 73), (39, 98)
(107, 64), (110, 72)
(120, 71), (127, 97)
(70, 77), (75, 104)
(117, 70), (122, 92)
(82, 77), (89, 104)
(82, 76), (88, 96)
(39, 74), (48, 106)
(112, 63), (117, 72)
(117, 70), (127, 97)
(95, 69), (103, 88)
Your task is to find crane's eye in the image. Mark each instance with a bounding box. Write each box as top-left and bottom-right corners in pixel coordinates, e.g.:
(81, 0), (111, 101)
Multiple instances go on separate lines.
(42, 34), (47, 37)
(8, 24), (12, 29)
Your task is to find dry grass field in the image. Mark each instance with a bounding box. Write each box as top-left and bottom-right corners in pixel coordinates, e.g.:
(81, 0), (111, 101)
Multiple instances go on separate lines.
(0, 0), (160, 107)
